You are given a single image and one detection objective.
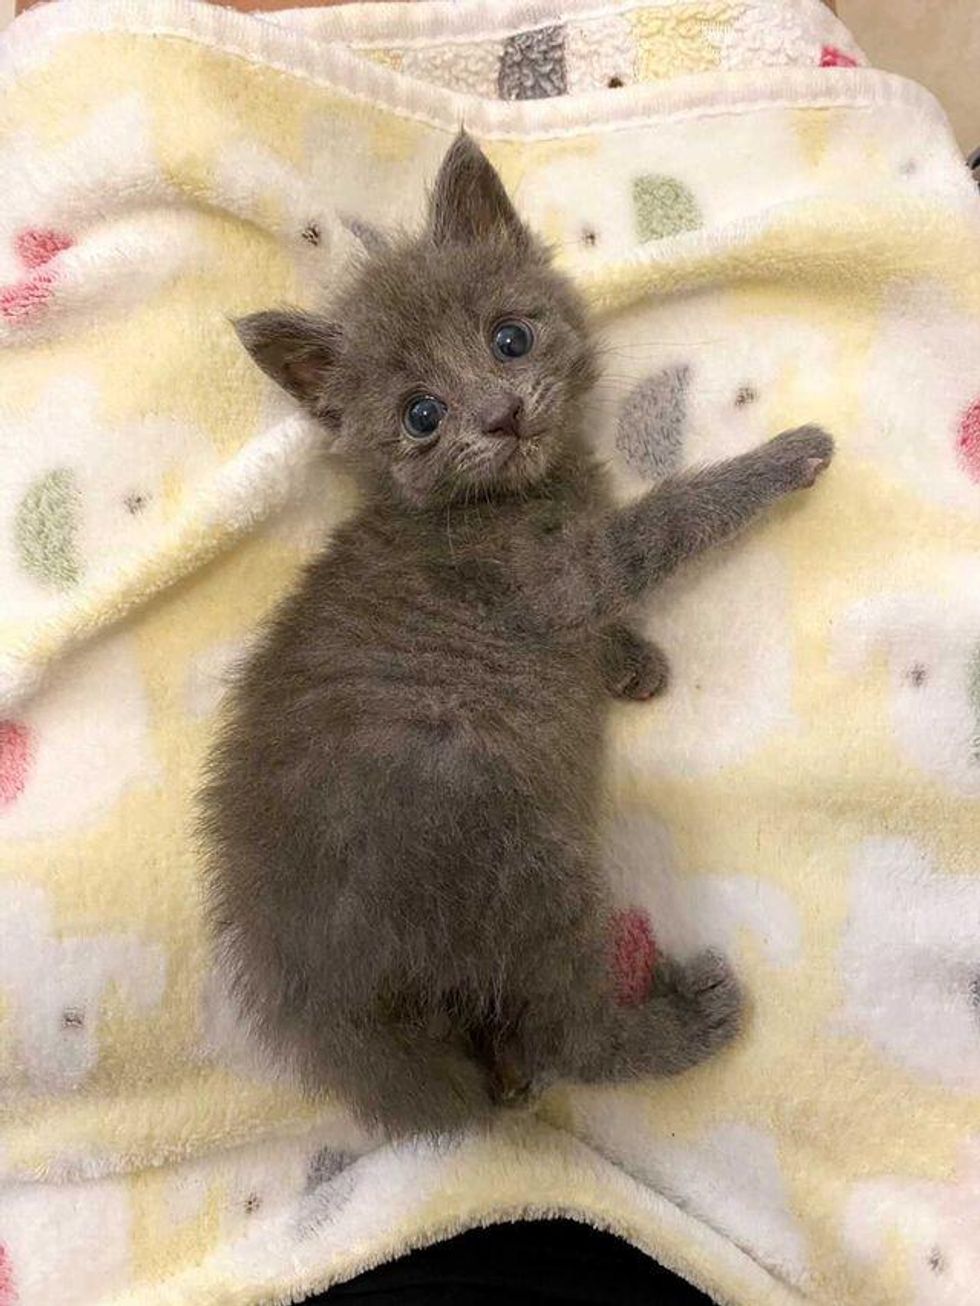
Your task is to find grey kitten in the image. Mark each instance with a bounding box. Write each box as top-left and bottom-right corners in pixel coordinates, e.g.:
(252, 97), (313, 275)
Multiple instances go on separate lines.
(200, 134), (833, 1139)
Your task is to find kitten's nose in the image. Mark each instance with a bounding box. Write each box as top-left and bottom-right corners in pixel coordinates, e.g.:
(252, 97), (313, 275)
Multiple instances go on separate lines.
(479, 394), (524, 439)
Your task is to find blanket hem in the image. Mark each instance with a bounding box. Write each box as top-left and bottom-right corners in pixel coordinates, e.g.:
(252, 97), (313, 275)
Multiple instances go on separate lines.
(2, 0), (951, 143)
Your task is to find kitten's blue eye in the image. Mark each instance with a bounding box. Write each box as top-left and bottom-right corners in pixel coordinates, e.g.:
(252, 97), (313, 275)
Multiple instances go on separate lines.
(403, 394), (447, 440)
(492, 319), (534, 361)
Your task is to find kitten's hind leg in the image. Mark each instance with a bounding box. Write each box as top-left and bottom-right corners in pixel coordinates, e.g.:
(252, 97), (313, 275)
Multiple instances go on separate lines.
(324, 1016), (494, 1140)
(485, 1045), (537, 1108)
(530, 951), (744, 1087)
(600, 622), (670, 701)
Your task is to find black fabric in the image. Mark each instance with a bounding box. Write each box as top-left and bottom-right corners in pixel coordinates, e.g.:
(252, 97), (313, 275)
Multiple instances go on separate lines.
(307, 1219), (715, 1304)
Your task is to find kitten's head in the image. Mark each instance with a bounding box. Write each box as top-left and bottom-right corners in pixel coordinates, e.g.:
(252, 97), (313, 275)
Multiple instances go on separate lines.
(236, 133), (597, 507)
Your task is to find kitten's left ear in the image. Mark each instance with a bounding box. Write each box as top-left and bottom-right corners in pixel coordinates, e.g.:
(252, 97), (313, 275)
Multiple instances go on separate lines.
(428, 132), (528, 248)
(234, 310), (342, 413)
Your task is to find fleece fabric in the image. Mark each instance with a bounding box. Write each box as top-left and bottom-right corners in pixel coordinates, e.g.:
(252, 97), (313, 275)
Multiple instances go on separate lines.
(0, 2), (978, 1304)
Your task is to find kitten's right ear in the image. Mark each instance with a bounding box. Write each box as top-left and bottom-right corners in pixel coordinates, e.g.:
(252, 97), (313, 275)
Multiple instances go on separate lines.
(234, 310), (342, 409)
(428, 131), (527, 248)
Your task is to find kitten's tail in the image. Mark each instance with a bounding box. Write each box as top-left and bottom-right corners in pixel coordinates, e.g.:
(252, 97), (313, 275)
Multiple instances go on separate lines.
(325, 1023), (494, 1141)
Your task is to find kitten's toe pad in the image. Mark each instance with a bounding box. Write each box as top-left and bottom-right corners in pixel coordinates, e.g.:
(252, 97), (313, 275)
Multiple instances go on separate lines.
(800, 456), (830, 487)
(614, 642), (670, 701)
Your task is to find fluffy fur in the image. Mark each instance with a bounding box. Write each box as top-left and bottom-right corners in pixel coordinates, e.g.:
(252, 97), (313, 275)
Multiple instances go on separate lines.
(200, 134), (834, 1139)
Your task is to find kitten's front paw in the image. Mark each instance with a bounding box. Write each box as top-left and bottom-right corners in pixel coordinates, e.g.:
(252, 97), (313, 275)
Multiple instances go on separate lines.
(615, 641), (670, 701)
(763, 424), (835, 492)
(602, 625), (670, 702)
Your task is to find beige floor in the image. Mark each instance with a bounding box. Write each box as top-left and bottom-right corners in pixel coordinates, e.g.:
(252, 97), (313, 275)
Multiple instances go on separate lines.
(841, 0), (979, 152)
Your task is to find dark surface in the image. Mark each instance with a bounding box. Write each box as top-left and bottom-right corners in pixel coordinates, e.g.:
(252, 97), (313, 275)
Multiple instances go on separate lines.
(307, 1219), (715, 1304)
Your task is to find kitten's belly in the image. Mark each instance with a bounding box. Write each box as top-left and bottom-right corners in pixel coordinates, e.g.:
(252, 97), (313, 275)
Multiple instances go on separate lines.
(369, 631), (599, 733)
(320, 637), (606, 948)
(335, 624), (605, 801)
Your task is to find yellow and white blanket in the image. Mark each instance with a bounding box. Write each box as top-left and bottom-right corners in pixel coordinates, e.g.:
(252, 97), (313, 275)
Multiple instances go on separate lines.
(2, 1), (979, 1303)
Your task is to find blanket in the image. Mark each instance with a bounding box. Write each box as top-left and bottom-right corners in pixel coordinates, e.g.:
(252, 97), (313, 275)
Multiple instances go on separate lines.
(2, 1), (979, 1304)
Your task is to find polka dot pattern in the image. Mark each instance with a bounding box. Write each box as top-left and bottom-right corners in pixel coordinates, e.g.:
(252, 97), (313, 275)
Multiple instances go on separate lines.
(0, 269), (57, 323)
(820, 45), (859, 68)
(0, 1243), (14, 1306)
(347, 4), (865, 98)
(611, 908), (657, 1006)
(0, 722), (32, 807)
(15, 227), (74, 269)
(631, 4), (723, 80)
(617, 364), (690, 478)
(1, 227), (73, 324)
(633, 174), (702, 242)
(956, 397), (980, 483)
(301, 1148), (359, 1235)
(14, 467), (82, 590)
(307, 1147), (355, 1191)
(498, 25), (567, 100)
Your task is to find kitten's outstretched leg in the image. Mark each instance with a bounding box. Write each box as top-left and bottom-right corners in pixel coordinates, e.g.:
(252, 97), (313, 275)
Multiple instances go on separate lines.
(615, 424), (834, 593)
(600, 623), (669, 700)
(540, 426), (833, 628)
(522, 951), (744, 1089)
(605, 425), (834, 603)
(578, 950), (743, 1082)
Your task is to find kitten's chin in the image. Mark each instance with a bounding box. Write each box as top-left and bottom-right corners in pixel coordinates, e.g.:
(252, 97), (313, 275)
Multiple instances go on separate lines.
(489, 437), (551, 494)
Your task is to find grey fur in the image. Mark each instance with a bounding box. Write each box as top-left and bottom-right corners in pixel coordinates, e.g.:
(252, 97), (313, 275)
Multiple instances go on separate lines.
(200, 134), (834, 1140)
(617, 364), (690, 479)
(498, 26), (567, 101)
